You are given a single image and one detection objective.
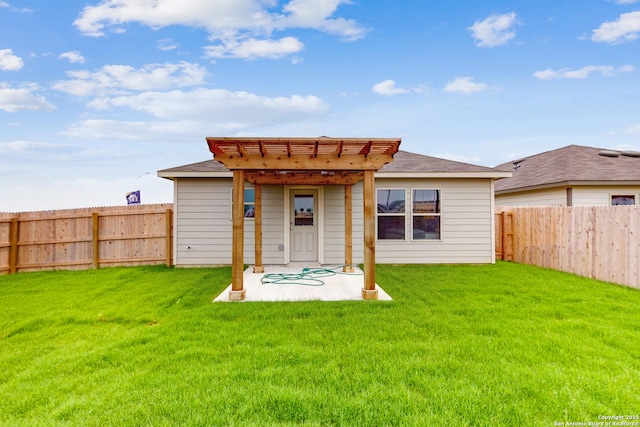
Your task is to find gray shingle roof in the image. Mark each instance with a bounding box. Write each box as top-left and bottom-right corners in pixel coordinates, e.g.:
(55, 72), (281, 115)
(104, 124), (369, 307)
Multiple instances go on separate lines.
(158, 158), (228, 174)
(494, 145), (640, 193)
(158, 150), (505, 177)
(380, 150), (501, 173)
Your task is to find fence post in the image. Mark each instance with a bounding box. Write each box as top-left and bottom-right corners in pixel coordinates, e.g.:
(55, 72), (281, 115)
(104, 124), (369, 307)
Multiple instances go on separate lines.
(165, 209), (172, 267)
(9, 218), (18, 274)
(501, 211), (508, 261)
(92, 212), (99, 269)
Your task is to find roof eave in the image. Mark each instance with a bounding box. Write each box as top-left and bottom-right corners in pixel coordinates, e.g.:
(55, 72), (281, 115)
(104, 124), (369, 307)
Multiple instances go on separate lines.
(376, 171), (512, 179)
(495, 179), (640, 194)
(157, 171), (233, 180)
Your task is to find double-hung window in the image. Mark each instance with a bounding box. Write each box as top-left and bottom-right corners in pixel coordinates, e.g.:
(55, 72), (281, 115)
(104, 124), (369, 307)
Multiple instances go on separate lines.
(377, 189), (406, 240)
(376, 188), (441, 241)
(412, 189), (440, 240)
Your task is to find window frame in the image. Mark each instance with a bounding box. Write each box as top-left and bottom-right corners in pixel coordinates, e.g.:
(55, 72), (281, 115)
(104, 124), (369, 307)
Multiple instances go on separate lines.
(410, 188), (442, 241)
(611, 194), (636, 206)
(375, 187), (443, 242)
(376, 188), (407, 241)
(230, 187), (255, 220)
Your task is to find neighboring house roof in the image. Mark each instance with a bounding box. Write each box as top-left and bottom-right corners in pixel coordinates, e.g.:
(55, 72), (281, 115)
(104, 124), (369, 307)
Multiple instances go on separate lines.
(494, 145), (640, 194)
(158, 150), (510, 180)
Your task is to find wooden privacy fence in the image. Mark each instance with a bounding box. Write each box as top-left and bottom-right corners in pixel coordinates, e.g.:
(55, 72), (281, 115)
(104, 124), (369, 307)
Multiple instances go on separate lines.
(495, 206), (640, 290)
(0, 204), (173, 275)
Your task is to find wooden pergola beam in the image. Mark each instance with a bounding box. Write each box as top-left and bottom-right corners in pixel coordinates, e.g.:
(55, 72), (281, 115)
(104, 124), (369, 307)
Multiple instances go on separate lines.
(344, 185), (353, 273)
(230, 170), (246, 301)
(362, 170), (378, 300)
(245, 171), (364, 186)
(253, 184), (264, 274)
(212, 154), (394, 171)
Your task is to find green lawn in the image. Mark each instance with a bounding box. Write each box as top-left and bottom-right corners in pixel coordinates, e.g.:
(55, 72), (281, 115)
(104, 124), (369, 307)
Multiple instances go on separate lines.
(1, 263), (639, 426)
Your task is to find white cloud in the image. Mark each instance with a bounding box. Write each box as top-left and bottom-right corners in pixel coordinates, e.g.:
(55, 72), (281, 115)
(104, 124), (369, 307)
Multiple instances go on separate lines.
(0, 49), (24, 71)
(277, 0), (366, 41)
(59, 51), (85, 64)
(612, 0), (638, 4)
(371, 80), (409, 96)
(73, 0), (365, 59)
(468, 12), (517, 47)
(205, 36), (304, 60)
(444, 76), (489, 93)
(0, 83), (56, 112)
(0, 140), (54, 153)
(534, 64), (634, 79)
(63, 88), (328, 140)
(0, 2), (9, 7)
(592, 11), (640, 43)
(158, 38), (178, 51)
(52, 61), (207, 96)
(88, 88), (328, 122)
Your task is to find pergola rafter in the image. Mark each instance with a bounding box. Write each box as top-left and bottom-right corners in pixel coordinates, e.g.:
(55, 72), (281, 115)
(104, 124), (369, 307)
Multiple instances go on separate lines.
(207, 136), (401, 301)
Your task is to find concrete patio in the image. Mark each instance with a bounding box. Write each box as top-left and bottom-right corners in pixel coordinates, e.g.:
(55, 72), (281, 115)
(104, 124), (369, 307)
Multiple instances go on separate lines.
(213, 264), (393, 302)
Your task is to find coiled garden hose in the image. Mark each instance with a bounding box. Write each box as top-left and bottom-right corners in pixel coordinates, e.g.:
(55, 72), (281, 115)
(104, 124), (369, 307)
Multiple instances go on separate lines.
(260, 265), (363, 286)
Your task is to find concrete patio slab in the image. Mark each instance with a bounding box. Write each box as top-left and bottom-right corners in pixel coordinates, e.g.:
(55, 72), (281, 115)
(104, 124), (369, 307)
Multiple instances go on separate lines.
(213, 264), (393, 302)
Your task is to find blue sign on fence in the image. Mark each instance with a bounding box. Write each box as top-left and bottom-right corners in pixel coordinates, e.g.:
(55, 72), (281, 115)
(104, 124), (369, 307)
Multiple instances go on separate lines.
(126, 190), (141, 205)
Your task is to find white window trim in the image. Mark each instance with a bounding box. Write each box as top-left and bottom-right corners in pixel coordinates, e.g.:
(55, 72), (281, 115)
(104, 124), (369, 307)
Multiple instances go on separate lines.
(410, 188), (442, 242)
(610, 193), (637, 206)
(376, 188), (407, 241)
(229, 186), (255, 220)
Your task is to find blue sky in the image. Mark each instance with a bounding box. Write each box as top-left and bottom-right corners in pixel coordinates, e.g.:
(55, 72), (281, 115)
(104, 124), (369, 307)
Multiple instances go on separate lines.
(2, 0), (640, 211)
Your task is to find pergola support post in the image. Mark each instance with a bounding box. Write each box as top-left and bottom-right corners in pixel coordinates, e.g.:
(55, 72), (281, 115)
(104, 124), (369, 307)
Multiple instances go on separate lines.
(343, 184), (354, 273)
(229, 169), (246, 301)
(362, 170), (378, 300)
(253, 183), (264, 273)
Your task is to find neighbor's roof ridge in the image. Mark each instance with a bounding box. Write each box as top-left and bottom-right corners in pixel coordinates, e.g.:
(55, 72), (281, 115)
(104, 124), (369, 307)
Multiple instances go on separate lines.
(494, 144), (640, 193)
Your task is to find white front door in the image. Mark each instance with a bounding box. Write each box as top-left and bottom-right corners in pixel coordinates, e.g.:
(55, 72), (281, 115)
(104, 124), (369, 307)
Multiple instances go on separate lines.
(290, 190), (318, 262)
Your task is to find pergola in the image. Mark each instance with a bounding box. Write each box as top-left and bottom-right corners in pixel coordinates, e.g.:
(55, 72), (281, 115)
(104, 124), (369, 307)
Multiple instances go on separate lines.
(206, 137), (401, 301)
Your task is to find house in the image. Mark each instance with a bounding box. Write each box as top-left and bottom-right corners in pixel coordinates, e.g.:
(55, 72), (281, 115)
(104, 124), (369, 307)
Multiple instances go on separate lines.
(494, 145), (640, 207)
(158, 137), (510, 300)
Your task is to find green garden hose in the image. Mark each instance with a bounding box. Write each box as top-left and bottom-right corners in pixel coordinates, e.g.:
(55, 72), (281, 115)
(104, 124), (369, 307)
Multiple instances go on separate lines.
(260, 265), (363, 286)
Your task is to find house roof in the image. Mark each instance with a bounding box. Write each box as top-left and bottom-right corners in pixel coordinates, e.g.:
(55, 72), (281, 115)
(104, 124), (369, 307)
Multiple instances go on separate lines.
(158, 150), (510, 180)
(494, 144), (640, 194)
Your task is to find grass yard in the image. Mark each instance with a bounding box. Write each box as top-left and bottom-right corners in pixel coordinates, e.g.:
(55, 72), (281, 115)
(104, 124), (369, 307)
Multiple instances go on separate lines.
(0, 263), (639, 426)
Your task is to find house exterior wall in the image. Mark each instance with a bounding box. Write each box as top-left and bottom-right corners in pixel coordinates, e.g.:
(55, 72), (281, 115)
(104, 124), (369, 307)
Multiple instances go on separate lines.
(173, 177), (495, 266)
(495, 185), (640, 207)
(495, 187), (567, 206)
(572, 186), (640, 206)
(174, 179), (284, 266)
(322, 183), (364, 265)
(373, 178), (495, 264)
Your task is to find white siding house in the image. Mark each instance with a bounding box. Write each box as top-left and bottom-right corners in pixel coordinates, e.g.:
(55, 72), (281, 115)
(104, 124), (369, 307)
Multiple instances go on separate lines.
(495, 145), (640, 207)
(159, 150), (510, 267)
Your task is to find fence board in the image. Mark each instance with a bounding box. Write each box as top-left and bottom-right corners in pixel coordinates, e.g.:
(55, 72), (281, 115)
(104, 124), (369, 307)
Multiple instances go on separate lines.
(0, 204), (173, 275)
(497, 206), (640, 290)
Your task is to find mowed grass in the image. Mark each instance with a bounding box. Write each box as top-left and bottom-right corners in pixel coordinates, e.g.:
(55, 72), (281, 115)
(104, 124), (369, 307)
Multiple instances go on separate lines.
(1, 263), (639, 426)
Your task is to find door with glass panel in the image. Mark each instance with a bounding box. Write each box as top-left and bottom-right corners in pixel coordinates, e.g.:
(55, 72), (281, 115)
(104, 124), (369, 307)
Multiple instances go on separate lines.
(290, 190), (318, 262)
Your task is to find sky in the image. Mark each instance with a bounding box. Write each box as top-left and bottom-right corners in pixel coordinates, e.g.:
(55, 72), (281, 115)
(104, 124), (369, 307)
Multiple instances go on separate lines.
(2, 0), (640, 212)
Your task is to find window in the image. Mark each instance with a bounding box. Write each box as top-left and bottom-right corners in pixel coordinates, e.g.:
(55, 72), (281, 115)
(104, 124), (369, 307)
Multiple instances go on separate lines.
(230, 188), (255, 219)
(293, 194), (314, 226)
(612, 195), (635, 206)
(412, 189), (441, 240)
(376, 188), (442, 241)
(243, 189), (255, 217)
(377, 189), (405, 239)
